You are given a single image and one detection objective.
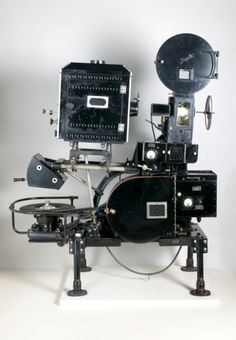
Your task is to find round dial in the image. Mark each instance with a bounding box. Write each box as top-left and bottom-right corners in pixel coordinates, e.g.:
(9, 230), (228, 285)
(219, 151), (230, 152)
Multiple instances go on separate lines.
(145, 149), (157, 160)
(183, 197), (194, 208)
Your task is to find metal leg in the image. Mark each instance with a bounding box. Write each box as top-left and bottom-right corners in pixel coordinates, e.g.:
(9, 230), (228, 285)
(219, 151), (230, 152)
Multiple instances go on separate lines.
(190, 235), (210, 296)
(80, 245), (92, 272)
(68, 233), (87, 297)
(181, 245), (197, 272)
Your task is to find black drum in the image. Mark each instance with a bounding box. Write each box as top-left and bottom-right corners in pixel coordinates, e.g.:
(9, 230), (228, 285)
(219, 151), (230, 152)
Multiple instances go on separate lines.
(106, 176), (176, 243)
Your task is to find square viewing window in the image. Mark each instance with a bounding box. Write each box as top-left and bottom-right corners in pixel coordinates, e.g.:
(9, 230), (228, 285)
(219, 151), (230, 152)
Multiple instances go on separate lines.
(179, 68), (193, 80)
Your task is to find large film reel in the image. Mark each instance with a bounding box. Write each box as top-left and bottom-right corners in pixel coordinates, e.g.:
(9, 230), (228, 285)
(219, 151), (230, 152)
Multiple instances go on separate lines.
(155, 33), (218, 94)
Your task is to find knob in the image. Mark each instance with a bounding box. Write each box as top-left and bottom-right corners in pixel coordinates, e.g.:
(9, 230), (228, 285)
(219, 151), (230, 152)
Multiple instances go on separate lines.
(145, 149), (158, 161)
(130, 93), (140, 117)
(90, 60), (106, 64)
(42, 109), (53, 115)
(183, 197), (194, 208)
(13, 178), (26, 182)
(50, 118), (58, 125)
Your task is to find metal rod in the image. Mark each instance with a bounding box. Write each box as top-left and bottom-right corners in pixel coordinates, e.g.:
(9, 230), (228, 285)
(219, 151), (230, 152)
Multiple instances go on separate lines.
(54, 163), (126, 172)
(84, 156), (94, 208)
(67, 171), (96, 191)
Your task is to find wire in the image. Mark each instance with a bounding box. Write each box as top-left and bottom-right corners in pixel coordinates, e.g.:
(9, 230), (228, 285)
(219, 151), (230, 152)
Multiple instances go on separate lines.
(150, 113), (157, 142)
(106, 246), (182, 276)
(145, 117), (159, 142)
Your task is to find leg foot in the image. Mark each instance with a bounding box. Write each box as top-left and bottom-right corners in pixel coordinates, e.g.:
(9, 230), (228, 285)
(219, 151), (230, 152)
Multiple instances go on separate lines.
(67, 289), (87, 297)
(190, 288), (211, 296)
(81, 266), (92, 272)
(181, 265), (197, 272)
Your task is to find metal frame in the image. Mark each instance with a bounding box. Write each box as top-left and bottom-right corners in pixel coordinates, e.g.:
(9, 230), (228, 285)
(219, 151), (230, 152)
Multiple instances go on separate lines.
(9, 197), (211, 297)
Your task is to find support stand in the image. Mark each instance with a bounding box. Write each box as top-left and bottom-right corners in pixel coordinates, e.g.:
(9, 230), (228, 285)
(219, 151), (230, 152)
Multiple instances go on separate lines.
(68, 233), (87, 297)
(181, 245), (197, 272)
(190, 234), (210, 296)
(66, 223), (210, 297)
(159, 223), (210, 297)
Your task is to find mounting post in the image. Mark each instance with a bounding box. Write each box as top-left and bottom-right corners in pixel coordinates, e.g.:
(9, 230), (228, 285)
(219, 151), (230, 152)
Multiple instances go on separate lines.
(181, 244), (197, 272)
(190, 234), (210, 296)
(68, 233), (87, 297)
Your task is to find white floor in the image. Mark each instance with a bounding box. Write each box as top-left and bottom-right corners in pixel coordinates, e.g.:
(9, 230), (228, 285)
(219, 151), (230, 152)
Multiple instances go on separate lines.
(0, 266), (235, 340)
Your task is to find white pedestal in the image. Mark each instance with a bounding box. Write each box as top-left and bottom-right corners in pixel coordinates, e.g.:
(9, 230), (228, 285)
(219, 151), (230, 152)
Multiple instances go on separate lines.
(59, 265), (219, 308)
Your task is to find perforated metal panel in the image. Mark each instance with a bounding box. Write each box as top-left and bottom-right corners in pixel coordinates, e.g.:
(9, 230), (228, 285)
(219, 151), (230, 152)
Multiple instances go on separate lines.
(58, 62), (131, 143)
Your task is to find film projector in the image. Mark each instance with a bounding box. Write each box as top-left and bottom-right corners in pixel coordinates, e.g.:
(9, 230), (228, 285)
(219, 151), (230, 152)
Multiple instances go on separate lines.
(10, 33), (219, 297)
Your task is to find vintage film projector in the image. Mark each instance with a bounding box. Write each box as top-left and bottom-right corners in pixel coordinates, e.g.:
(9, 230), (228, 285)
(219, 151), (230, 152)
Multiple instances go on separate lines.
(10, 33), (219, 297)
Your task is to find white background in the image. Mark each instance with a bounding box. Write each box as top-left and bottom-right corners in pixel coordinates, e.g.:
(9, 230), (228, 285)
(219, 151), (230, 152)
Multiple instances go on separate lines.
(0, 0), (235, 270)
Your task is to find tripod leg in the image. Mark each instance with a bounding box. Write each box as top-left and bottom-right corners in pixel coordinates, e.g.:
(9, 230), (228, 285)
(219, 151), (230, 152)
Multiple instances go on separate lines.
(190, 235), (210, 296)
(68, 233), (87, 297)
(181, 244), (197, 272)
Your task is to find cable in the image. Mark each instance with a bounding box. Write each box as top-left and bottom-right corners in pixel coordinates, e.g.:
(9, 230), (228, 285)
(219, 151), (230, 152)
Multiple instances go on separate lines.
(93, 171), (121, 207)
(150, 113), (157, 141)
(145, 118), (158, 142)
(106, 246), (182, 276)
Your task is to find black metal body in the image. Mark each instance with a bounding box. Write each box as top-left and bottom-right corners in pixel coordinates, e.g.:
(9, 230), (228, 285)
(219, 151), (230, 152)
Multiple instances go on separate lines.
(10, 33), (218, 298)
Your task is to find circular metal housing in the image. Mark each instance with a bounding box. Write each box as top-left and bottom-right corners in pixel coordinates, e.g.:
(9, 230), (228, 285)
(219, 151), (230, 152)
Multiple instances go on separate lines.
(155, 33), (218, 94)
(106, 176), (175, 243)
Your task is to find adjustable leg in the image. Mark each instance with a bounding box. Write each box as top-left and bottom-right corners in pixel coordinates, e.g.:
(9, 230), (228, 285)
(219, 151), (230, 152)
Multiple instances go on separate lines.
(68, 233), (87, 297)
(80, 243), (92, 272)
(190, 235), (210, 296)
(181, 244), (197, 272)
